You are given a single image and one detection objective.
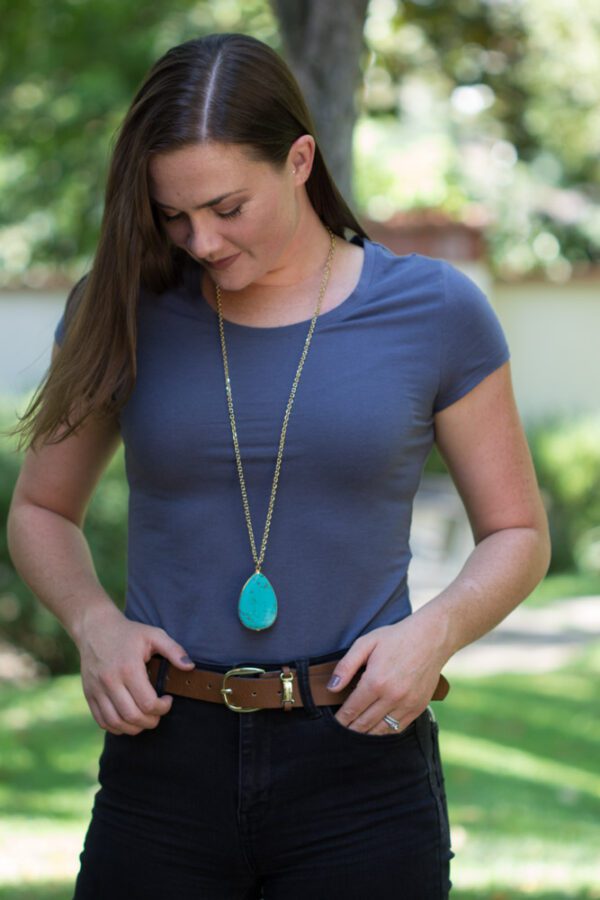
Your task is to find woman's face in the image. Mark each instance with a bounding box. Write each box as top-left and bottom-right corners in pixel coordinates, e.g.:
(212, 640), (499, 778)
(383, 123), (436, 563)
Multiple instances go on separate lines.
(148, 141), (305, 290)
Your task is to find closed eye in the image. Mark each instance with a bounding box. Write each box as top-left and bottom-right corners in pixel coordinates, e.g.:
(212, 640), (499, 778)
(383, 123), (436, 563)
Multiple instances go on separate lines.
(218, 206), (242, 220)
(159, 206), (242, 222)
(161, 211), (182, 222)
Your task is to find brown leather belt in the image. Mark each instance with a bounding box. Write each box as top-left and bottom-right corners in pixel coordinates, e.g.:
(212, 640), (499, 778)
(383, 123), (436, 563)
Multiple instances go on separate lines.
(146, 656), (450, 713)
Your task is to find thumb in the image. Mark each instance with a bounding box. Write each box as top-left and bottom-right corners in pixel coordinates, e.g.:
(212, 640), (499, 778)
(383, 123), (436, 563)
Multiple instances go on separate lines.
(151, 629), (196, 671)
(326, 635), (375, 691)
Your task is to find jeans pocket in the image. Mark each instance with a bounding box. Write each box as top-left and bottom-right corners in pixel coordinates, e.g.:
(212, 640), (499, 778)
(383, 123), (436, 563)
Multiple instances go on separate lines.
(320, 703), (420, 745)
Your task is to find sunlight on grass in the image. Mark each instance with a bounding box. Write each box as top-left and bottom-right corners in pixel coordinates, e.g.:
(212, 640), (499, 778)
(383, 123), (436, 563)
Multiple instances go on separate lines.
(450, 836), (600, 895)
(441, 731), (600, 799)
(525, 571), (600, 606)
(0, 672), (101, 893)
(0, 819), (83, 888)
(432, 642), (600, 896)
(0, 884), (73, 900)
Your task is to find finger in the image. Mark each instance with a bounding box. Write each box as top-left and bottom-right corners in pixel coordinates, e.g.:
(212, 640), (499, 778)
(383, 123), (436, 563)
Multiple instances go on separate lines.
(113, 683), (167, 732)
(95, 692), (129, 734)
(370, 711), (409, 736)
(88, 695), (110, 732)
(333, 662), (394, 727)
(325, 633), (378, 693)
(98, 685), (162, 735)
(335, 697), (390, 733)
(333, 682), (380, 729)
(371, 707), (425, 737)
(84, 686), (122, 733)
(148, 629), (195, 671)
(126, 664), (174, 719)
(370, 721), (406, 736)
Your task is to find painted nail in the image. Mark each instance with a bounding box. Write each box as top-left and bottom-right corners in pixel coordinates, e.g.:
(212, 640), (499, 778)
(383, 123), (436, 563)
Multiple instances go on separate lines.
(327, 675), (341, 689)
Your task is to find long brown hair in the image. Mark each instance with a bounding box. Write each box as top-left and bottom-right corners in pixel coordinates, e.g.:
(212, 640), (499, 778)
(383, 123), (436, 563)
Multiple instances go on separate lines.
(8, 32), (369, 451)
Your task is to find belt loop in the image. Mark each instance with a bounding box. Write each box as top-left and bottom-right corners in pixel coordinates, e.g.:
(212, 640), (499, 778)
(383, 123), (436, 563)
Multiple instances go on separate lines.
(156, 656), (170, 697)
(280, 664), (295, 712)
(294, 657), (322, 719)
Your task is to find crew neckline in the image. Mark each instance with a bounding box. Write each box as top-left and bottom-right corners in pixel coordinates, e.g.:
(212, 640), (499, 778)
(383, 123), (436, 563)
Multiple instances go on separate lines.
(184, 235), (374, 333)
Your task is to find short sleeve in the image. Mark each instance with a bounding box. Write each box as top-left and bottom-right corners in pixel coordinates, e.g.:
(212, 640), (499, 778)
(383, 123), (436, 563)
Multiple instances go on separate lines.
(434, 261), (510, 413)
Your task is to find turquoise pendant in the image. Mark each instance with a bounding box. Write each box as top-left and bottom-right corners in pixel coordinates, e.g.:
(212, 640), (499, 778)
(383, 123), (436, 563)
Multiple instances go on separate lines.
(238, 572), (278, 630)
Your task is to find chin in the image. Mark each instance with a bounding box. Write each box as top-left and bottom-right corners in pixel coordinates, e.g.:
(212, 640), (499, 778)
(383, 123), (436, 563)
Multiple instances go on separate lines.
(216, 265), (258, 290)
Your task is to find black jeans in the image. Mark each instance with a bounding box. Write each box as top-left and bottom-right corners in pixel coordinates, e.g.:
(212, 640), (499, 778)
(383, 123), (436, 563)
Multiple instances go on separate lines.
(72, 648), (454, 899)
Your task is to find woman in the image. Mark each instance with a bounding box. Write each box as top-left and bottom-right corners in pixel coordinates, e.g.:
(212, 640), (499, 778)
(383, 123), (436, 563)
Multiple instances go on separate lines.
(7, 32), (550, 899)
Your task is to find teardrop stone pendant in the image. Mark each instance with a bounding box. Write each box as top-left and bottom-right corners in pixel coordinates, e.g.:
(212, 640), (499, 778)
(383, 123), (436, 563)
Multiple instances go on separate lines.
(238, 572), (278, 631)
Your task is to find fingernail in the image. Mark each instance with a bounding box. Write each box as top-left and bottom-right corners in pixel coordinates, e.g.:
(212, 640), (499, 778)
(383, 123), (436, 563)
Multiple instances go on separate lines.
(327, 675), (340, 689)
(180, 654), (193, 664)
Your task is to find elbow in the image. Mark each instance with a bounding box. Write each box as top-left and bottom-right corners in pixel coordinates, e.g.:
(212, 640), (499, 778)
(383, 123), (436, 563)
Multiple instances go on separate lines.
(532, 509), (553, 585)
(6, 501), (25, 572)
(478, 511), (552, 590)
(541, 527), (553, 580)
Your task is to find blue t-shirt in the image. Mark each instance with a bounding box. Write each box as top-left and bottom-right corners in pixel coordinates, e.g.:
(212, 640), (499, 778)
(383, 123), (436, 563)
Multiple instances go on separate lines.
(54, 237), (510, 665)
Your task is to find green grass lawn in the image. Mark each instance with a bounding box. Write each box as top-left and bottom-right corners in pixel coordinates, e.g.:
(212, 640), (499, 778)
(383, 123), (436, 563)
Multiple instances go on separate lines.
(434, 642), (600, 899)
(524, 571), (600, 607)
(1, 641), (599, 899)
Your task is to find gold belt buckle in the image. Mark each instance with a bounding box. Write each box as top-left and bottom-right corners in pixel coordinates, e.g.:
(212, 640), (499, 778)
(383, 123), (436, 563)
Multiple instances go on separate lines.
(220, 666), (266, 712)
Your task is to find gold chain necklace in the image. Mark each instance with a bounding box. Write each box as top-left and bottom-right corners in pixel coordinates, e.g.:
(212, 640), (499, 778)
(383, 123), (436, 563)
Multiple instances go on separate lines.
(215, 226), (337, 630)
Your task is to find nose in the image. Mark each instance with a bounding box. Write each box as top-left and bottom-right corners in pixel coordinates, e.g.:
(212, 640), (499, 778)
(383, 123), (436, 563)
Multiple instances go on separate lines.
(185, 222), (223, 261)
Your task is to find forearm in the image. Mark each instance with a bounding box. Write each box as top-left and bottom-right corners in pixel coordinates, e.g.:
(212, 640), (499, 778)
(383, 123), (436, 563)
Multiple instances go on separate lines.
(416, 525), (551, 663)
(7, 502), (122, 647)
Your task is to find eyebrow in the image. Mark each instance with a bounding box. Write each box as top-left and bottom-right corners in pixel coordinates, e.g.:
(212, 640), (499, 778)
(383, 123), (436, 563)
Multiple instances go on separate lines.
(151, 189), (247, 211)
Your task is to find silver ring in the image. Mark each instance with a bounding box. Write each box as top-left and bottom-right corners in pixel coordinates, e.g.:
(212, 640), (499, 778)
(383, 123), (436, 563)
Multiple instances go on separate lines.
(383, 714), (400, 731)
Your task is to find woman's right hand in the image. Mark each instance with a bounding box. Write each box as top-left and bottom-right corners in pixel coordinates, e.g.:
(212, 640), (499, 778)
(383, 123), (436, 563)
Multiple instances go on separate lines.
(76, 603), (196, 736)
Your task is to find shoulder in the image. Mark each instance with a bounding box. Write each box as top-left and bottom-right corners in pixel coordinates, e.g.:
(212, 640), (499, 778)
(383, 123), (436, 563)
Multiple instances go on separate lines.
(358, 238), (446, 316)
(362, 238), (443, 284)
(364, 239), (494, 314)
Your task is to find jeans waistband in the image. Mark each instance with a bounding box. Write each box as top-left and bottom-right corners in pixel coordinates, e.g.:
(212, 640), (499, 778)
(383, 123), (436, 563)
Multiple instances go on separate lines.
(186, 646), (350, 675)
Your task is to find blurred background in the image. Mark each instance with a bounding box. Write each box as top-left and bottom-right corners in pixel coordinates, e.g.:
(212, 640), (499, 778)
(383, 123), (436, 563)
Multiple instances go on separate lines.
(0, 1), (599, 897)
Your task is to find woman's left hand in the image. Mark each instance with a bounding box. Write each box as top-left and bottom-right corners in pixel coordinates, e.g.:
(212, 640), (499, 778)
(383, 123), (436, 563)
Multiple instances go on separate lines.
(326, 610), (450, 735)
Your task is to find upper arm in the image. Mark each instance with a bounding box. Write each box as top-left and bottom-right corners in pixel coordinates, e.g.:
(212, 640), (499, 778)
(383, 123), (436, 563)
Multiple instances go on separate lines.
(433, 360), (549, 545)
(9, 341), (122, 529)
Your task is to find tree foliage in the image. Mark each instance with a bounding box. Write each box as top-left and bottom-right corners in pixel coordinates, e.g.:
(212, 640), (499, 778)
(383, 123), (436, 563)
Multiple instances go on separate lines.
(358, 0), (600, 278)
(1, 0), (598, 284)
(0, 0), (278, 283)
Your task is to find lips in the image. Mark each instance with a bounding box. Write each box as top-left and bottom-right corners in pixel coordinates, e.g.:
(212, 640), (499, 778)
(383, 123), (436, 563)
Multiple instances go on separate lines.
(206, 253), (240, 270)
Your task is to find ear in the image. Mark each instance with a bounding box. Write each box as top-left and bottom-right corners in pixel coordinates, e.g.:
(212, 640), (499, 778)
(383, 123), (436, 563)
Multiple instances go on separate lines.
(288, 134), (316, 184)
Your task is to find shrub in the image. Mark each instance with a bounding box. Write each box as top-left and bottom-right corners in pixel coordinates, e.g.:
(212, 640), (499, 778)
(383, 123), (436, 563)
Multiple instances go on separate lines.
(527, 414), (600, 573)
(425, 413), (600, 574)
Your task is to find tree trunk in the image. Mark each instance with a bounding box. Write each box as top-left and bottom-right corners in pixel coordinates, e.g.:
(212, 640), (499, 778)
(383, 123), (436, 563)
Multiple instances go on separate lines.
(271, 0), (369, 208)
